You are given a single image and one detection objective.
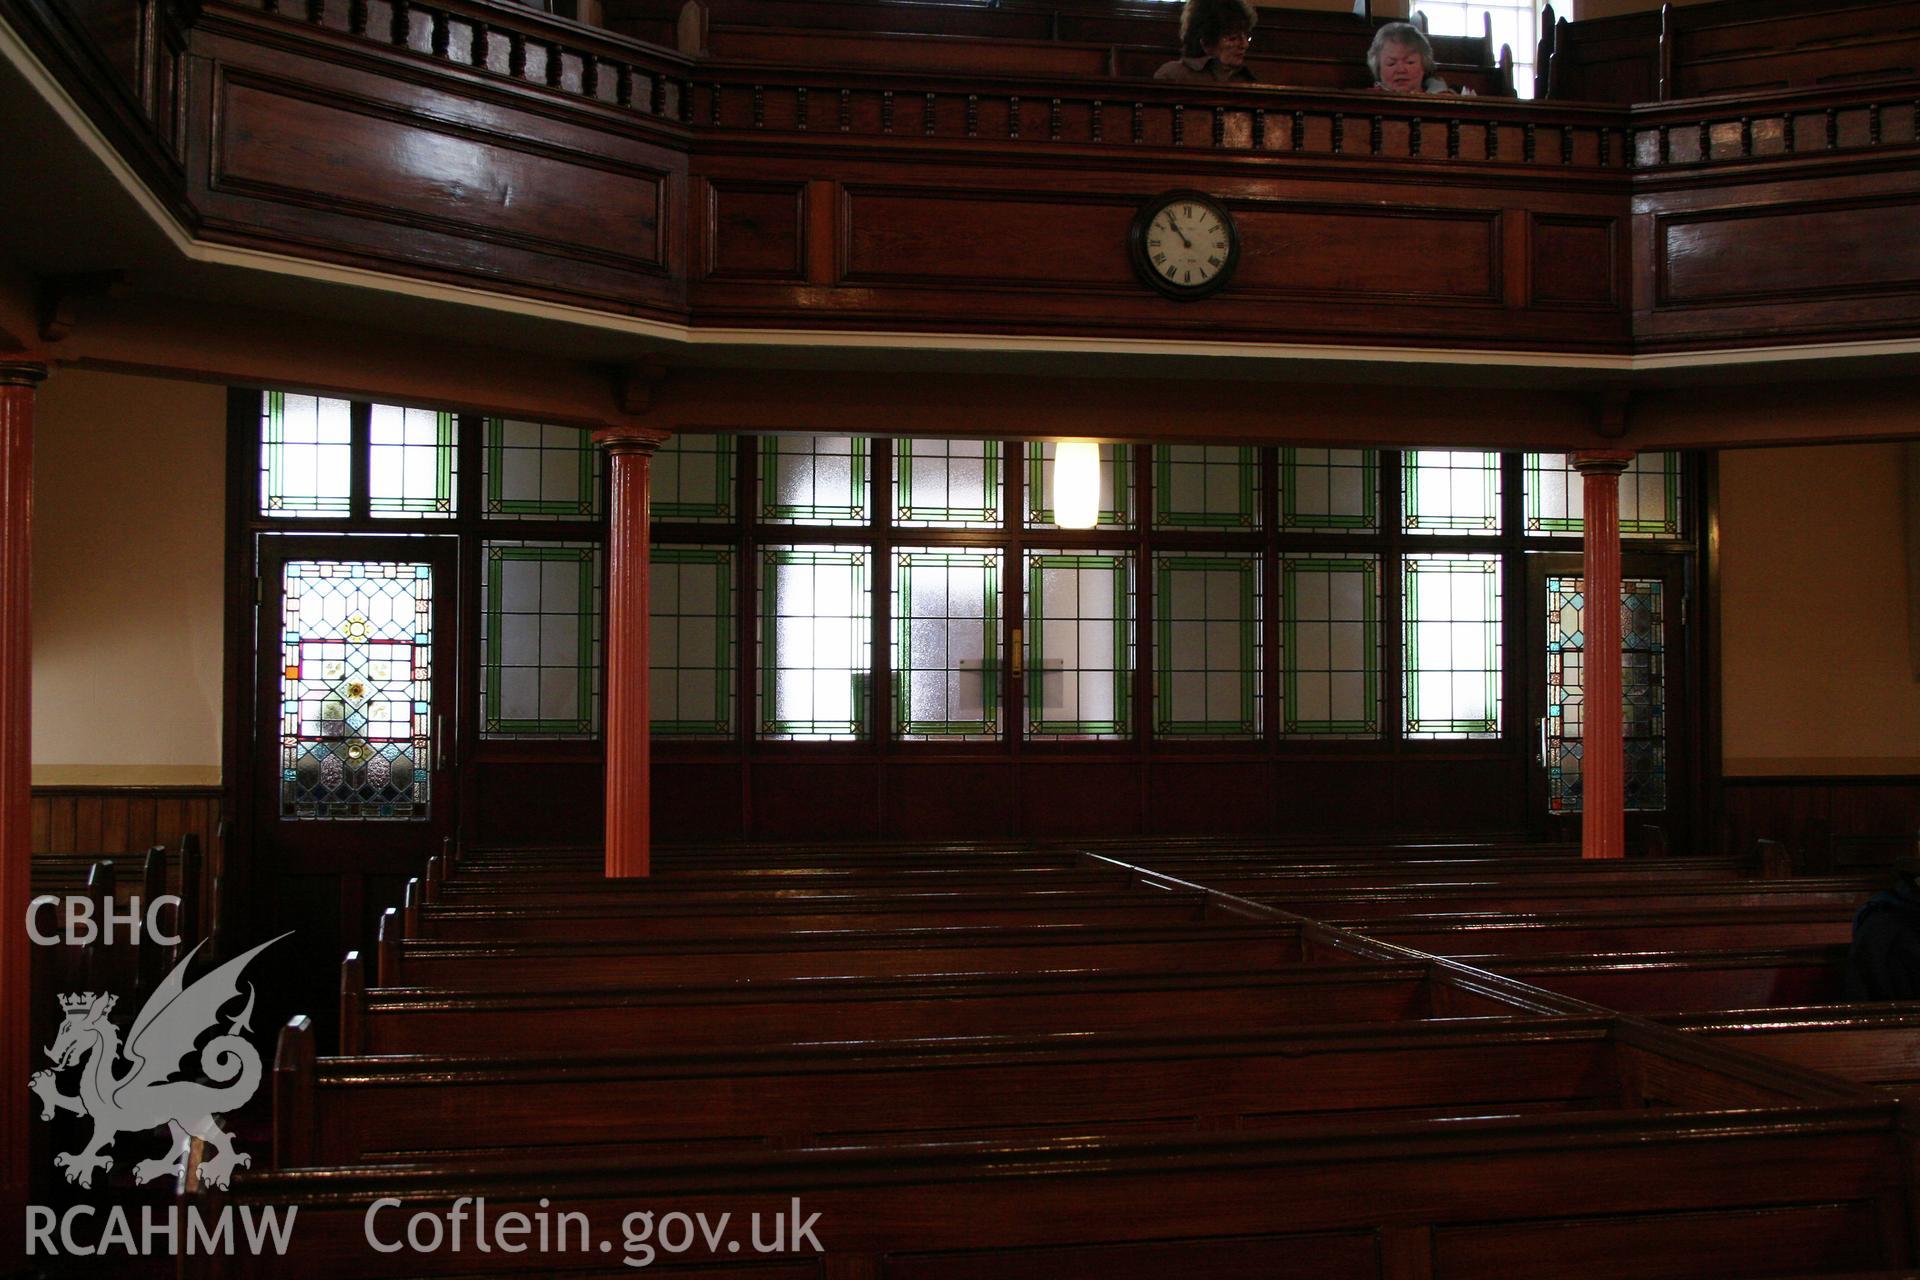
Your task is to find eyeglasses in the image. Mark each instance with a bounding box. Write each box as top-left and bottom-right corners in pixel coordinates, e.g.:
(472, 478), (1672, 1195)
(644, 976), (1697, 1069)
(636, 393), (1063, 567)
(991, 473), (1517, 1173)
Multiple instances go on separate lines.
(1219, 31), (1253, 44)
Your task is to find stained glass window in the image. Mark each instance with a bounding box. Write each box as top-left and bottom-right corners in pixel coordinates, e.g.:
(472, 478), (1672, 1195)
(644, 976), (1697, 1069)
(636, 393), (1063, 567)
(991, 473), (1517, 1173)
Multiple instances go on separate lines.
(1153, 446), (1259, 530)
(1026, 552), (1132, 739)
(651, 547), (735, 737)
(895, 439), (1002, 529)
(653, 433), (735, 523)
(261, 392), (352, 517)
(1154, 553), (1259, 737)
(480, 542), (602, 737)
(1281, 448), (1378, 531)
(369, 404), (456, 518)
(1405, 450), (1500, 535)
(759, 547), (870, 739)
(1403, 554), (1502, 738)
(1280, 555), (1381, 737)
(1524, 452), (1683, 539)
(1546, 574), (1667, 813)
(760, 436), (869, 525)
(483, 419), (599, 520)
(279, 560), (432, 819)
(1026, 442), (1133, 529)
(893, 549), (1002, 739)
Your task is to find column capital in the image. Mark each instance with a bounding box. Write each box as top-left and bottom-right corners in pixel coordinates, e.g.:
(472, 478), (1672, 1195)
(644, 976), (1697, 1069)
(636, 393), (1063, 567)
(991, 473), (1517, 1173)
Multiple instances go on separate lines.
(592, 424), (672, 455)
(1569, 448), (1634, 476)
(0, 361), (48, 389)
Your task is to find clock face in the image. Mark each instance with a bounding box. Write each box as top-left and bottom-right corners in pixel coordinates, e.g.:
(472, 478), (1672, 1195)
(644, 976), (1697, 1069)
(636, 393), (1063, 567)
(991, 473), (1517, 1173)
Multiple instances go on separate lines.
(1132, 193), (1238, 299)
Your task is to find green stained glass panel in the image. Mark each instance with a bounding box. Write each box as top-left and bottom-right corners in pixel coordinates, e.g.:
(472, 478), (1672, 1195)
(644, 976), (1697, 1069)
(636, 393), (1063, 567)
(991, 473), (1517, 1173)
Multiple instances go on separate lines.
(1281, 448), (1378, 531)
(1026, 442), (1133, 529)
(760, 436), (869, 525)
(484, 419), (599, 520)
(895, 439), (1002, 529)
(1546, 573), (1667, 814)
(481, 542), (602, 738)
(654, 433), (735, 522)
(1403, 554), (1501, 738)
(893, 549), (1002, 739)
(261, 392), (352, 517)
(1154, 554), (1259, 737)
(1525, 452), (1683, 538)
(651, 547), (735, 737)
(1026, 552), (1132, 739)
(1281, 555), (1381, 737)
(369, 404), (456, 518)
(1153, 445), (1259, 530)
(759, 547), (871, 739)
(1405, 450), (1499, 534)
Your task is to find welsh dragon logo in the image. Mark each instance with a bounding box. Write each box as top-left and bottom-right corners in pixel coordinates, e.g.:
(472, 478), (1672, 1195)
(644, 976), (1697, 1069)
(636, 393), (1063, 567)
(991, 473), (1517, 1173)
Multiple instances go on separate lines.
(31, 935), (286, 1190)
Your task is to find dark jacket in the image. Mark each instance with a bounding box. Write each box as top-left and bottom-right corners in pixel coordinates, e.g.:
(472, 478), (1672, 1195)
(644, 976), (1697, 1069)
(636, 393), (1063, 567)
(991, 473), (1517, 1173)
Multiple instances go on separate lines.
(1845, 870), (1920, 1000)
(1154, 55), (1258, 84)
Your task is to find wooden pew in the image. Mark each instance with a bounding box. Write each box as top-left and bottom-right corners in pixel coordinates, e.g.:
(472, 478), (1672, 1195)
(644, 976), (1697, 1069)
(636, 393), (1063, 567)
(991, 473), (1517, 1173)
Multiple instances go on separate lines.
(375, 909), (1306, 987)
(1236, 875), (1876, 921)
(338, 953), (1537, 1055)
(1343, 904), (1853, 958)
(1660, 1005), (1920, 1090)
(274, 1014), (1713, 1167)
(404, 886), (1224, 941)
(191, 1039), (1910, 1280)
(1481, 944), (1851, 1013)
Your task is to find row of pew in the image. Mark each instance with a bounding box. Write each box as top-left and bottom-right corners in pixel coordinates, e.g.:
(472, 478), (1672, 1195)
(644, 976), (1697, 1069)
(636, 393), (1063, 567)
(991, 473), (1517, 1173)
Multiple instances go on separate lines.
(614, 0), (1517, 96)
(1539, 0), (1920, 103)
(178, 832), (1920, 1276)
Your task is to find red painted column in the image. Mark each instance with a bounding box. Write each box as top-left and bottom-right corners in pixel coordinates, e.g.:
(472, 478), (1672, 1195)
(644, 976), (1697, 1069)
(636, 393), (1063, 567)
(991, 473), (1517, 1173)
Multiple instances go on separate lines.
(1571, 450), (1634, 860)
(0, 361), (42, 1240)
(594, 426), (670, 879)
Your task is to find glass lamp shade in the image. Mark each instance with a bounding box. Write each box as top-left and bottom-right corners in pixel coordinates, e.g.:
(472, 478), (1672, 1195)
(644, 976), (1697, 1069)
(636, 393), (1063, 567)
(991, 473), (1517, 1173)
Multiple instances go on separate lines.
(1053, 442), (1100, 529)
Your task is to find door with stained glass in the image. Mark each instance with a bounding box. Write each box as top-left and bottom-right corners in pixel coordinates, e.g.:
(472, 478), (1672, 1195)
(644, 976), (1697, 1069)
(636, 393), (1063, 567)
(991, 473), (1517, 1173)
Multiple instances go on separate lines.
(255, 536), (460, 866)
(1527, 553), (1689, 852)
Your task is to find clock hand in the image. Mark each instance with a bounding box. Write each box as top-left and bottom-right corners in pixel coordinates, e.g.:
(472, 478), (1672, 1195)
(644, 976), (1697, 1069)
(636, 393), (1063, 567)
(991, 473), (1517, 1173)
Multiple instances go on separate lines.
(1163, 214), (1193, 250)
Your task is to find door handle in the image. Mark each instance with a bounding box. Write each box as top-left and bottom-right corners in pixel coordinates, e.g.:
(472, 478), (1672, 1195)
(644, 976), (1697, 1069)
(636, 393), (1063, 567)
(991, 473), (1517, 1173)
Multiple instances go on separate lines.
(434, 714), (449, 772)
(1536, 715), (1549, 767)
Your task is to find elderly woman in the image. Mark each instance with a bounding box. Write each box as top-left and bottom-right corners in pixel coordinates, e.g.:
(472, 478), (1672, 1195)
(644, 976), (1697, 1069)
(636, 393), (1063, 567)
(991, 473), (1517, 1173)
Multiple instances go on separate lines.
(1155, 0), (1258, 84)
(1367, 21), (1469, 95)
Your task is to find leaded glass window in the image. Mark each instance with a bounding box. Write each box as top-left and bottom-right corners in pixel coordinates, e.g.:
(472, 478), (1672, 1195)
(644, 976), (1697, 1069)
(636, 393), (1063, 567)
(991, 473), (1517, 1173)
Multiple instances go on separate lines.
(651, 547), (735, 737)
(894, 439), (1002, 529)
(654, 433), (735, 523)
(760, 436), (869, 525)
(1153, 446), (1259, 530)
(261, 392), (352, 517)
(369, 404), (456, 518)
(1281, 448), (1378, 531)
(480, 542), (602, 738)
(1524, 452), (1682, 539)
(1280, 555), (1382, 737)
(1546, 574), (1668, 813)
(759, 547), (870, 740)
(1153, 553), (1259, 737)
(1026, 552), (1132, 739)
(1405, 450), (1499, 535)
(893, 549), (1002, 739)
(483, 419), (600, 521)
(1403, 554), (1501, 738)
(1026, 442), (1133, 529)
(279, 560), (432, 819)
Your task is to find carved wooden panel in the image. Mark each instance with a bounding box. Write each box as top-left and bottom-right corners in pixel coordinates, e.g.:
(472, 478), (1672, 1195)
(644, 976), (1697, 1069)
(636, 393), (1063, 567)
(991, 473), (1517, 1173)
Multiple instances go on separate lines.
(1659, 198), (1920, 306)
(843, 187), (1136, 288)
(1232, 204), (1500, 302)
(190, 40), (687, 311)
(1533, 215), (1617, 307)
(703, 179), (807, 281)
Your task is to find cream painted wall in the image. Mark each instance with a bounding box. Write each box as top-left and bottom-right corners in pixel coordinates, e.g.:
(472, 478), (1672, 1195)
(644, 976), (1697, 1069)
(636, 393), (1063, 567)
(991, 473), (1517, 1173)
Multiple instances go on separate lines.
(32, 369), (226, 784)
(1720, 443), (1920, 777)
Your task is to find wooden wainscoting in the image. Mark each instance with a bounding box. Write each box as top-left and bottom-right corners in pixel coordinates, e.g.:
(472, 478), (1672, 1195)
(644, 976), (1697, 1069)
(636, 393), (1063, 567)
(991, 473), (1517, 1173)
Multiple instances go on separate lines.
(30, 785), (226, 946)
(1721, 775), (1920, 872)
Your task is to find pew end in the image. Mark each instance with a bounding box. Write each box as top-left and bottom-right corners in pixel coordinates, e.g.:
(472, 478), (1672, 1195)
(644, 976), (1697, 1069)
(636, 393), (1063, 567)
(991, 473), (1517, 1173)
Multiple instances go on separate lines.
(178, 829), (204, 955)
(340, 952), (367, 1056)
(136, 843), (167, 999)
(376, 908), (403, 987)
(403, 876), (422, 937)
(274, 1015), (318, 1170)
(423, 854), (446, 905)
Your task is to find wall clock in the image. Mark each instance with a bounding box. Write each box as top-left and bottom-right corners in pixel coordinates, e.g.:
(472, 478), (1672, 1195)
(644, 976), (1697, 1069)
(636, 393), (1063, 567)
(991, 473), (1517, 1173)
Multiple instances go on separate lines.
(1129, 191), (1239, 300)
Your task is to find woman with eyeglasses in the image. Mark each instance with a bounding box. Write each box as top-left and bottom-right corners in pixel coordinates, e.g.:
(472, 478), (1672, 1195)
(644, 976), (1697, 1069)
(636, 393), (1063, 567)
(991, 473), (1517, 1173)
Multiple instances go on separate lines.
(1155, 0), (1258, 84)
